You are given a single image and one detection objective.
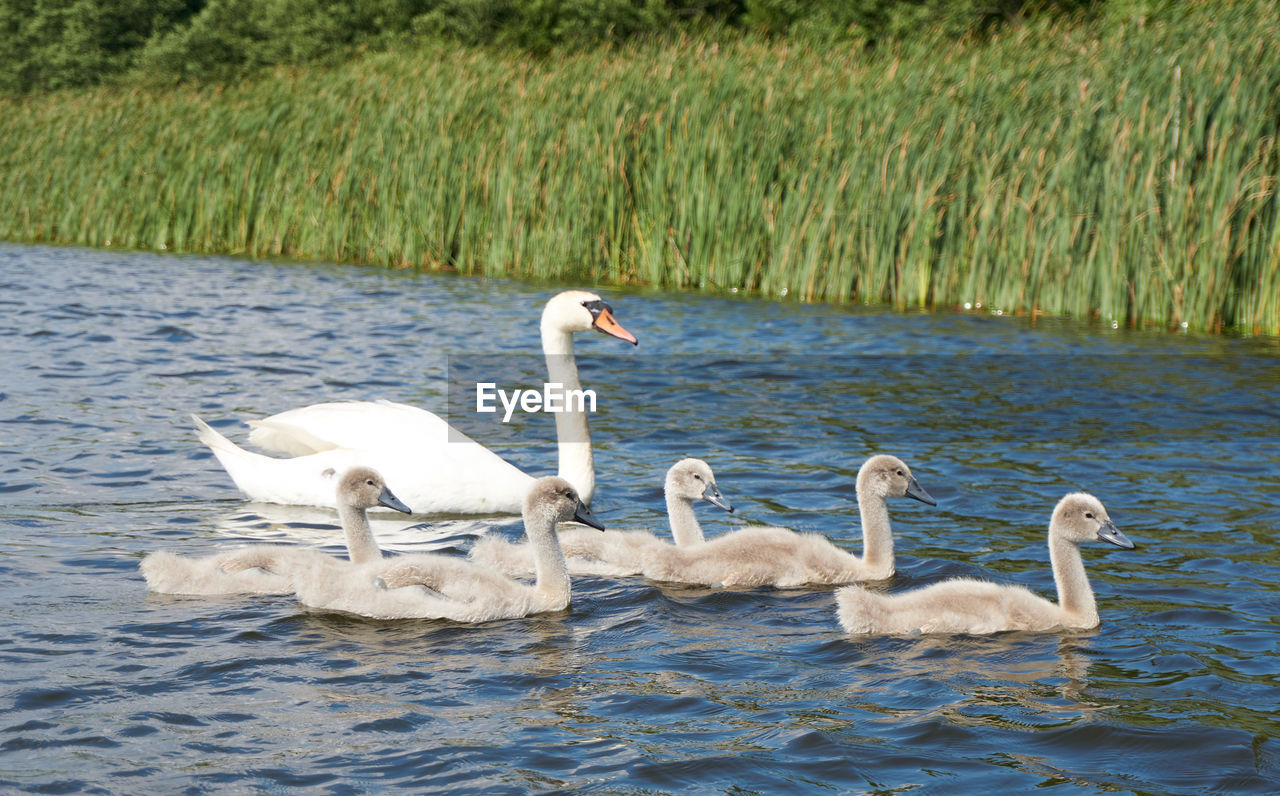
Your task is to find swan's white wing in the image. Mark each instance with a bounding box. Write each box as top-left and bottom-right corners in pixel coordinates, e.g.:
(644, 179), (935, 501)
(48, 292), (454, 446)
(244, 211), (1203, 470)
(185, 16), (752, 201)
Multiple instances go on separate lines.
(194, 414), (534, 513)
(248, 400), (464, 455)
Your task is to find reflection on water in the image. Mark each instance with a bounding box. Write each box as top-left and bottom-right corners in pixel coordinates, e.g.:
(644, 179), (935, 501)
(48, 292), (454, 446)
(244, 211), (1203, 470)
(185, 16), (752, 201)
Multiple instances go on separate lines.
(1, 244), (1278, 792)
(855, 635), (1107, 729)
(209, 502), (513, 555)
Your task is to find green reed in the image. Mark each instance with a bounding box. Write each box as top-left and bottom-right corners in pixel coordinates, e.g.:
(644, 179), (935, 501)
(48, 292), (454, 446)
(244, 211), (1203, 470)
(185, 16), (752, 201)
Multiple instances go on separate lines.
(1, 2), (1277, 334)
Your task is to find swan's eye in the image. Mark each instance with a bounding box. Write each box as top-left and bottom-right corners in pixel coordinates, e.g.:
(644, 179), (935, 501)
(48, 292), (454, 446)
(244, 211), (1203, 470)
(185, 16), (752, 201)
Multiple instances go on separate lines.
(693, 474), (703, 481)
(895, 469), (904, 476)
(1084, 512), (1094, 519)
(581, 299), (610, 316)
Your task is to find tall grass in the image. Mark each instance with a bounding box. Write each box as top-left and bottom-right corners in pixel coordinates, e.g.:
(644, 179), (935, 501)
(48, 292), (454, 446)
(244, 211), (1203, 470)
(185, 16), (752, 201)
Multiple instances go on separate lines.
(1, 2), (1277, 334)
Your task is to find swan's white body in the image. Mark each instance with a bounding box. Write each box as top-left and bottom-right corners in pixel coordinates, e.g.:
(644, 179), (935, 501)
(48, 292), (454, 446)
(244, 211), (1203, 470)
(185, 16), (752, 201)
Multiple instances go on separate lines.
(292, 476), (603, 621)
(468, 458), (733, 577)
(836, 493), (1135, 635)
(192, 290), (636, 513)
(639, 455), (935, 588)
(140, 467), (412, 595)
(191, 408), (529, 514)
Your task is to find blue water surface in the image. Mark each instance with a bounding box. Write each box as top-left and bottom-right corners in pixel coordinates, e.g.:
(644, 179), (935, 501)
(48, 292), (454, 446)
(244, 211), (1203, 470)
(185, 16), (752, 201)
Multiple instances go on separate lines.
(1, 243), (1278, 793)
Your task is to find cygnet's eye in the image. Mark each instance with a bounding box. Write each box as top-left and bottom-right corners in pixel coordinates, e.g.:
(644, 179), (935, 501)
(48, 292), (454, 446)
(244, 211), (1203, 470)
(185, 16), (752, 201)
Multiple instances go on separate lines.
(1084, 512), (1095, 519)
(366, 479), (376, 487)
(692, 474), (703, 482)
(895, 469), (904, 477)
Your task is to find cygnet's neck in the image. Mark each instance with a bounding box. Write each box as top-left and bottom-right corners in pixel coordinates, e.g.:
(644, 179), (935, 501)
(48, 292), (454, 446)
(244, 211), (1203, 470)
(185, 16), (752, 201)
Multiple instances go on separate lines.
(338, 504), (383, 565)
(541, 322), (594, 504)
(1049, 532), (1097, 625)
(854, 482), (894, 578)
(527, 513), (572, 610)
(665, 491), (706, 546)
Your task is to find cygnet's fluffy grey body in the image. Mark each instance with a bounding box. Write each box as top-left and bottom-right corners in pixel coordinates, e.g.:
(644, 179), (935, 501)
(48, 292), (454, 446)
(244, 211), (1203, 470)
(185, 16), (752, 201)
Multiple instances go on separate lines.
(836, 492), (1135, 635)
(291, 476), (603, 621)
(468, 458), (732, 578)
(640, 454), (935, 588)
(140, 466), (412, 595)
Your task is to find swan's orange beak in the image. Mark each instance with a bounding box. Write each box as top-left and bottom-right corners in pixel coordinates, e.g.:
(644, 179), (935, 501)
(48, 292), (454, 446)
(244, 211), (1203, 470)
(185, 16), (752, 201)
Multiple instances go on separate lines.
(592, 306), (638, 345)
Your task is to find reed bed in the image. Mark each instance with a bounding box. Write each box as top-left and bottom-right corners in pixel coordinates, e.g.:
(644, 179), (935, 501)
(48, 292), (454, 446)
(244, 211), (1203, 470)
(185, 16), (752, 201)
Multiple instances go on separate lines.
(1, 3), (1277, 334)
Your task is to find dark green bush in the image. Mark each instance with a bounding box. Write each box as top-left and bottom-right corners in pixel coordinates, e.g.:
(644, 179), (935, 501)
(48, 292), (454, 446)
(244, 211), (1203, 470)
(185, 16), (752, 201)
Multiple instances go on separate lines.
(410, 0), (678, 50)
(0, 0), (199, 91)
(0, 0), (1191, 93)
(134, 0), (430, 82)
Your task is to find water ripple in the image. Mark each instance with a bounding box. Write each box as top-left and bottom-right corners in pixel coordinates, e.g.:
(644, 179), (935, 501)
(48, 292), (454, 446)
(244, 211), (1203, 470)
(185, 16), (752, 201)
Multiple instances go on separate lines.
(0, 244), (1277, 792)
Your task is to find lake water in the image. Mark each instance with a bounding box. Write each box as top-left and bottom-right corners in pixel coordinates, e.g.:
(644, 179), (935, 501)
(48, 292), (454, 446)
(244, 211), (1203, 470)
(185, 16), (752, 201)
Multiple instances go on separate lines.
(2, 242), (1278, 793)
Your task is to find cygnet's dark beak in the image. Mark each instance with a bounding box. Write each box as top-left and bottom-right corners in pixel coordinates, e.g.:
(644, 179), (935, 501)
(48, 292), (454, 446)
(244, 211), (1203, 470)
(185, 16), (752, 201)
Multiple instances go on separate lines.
(573, 499), (606, 531)
(1097, 519), (1135, 550)
(702, 481), (734, 513)
(904, 476), (937, 506)
(378, 486), (413, 514)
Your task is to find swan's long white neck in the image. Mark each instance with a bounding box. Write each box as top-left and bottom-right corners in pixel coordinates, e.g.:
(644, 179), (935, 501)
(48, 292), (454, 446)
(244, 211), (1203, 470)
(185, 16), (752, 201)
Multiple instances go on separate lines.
(665, 493), (705, 546)
(1049, 532), (1097, 625)
(338, 504), (383, 565)
(541, 321), (594, 504)
(854, 484), (894, 578)
(528, 519), (572, 610)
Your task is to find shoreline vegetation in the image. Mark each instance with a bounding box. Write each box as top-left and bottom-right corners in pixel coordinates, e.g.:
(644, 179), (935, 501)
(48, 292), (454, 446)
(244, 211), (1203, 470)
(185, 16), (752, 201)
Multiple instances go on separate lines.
(1, 2), (1277, 335)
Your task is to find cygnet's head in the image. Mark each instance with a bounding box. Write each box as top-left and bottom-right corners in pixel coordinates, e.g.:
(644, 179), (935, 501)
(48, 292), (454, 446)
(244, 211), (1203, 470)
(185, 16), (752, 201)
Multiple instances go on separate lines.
(541, 290), (638, 345)
(336, 466), (413, 514)
(1051, 493), (1135, 549)
(524, 476), (605, 532)
(856, 455), (936, 505)
(665, 458), (733, 513)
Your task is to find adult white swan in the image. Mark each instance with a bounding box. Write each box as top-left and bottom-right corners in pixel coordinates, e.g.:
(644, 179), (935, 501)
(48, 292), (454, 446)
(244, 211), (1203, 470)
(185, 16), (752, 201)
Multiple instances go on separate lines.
(835, 492), (1135, 635)
(468, 457), (733, 577)
(140, 466), (413, 595)
(192, 290), (637, 513)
